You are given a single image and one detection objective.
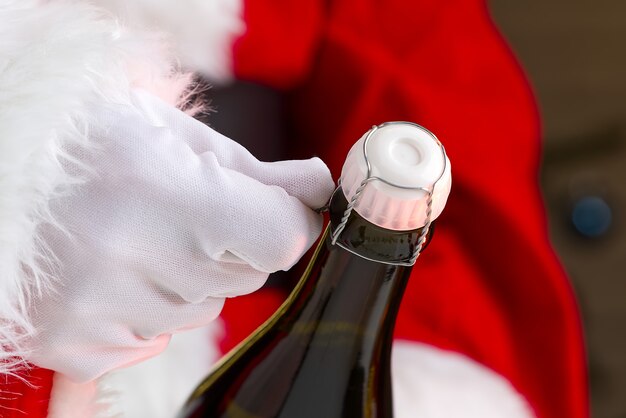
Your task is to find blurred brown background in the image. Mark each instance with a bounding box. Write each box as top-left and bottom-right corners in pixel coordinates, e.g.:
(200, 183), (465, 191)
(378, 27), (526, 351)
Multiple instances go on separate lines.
(490, 1), (626, 417)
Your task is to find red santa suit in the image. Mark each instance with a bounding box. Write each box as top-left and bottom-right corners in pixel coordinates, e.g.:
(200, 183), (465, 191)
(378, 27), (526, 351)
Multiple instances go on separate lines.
(0, 1), (587, 418)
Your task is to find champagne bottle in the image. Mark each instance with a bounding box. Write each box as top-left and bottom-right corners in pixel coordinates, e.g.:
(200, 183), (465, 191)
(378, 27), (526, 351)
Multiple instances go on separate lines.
(178, 122), (452, 418)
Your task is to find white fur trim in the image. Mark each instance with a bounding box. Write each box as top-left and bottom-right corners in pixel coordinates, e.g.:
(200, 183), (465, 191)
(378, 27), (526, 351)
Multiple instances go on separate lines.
(48, 375), (106, 418)
(98, 323), (222, 418)
(0, 0), (198, 376)
(392, 340), (536, 418)
(91, 0), (245, 82)
(50, 328), (536, 418)
(48, 322), (223, 418)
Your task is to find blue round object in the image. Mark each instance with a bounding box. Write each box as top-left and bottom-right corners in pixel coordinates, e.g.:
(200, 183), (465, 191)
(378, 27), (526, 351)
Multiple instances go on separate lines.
(571, 196), (612, 238)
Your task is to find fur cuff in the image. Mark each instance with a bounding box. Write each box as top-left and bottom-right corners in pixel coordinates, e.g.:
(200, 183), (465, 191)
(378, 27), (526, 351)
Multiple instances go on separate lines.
(48, 323), (222, 418)
(92, 0), (244, 81)
(47, 331), (537, 418)
(392, 341), (536, 418)
(0, 0), (196, 374)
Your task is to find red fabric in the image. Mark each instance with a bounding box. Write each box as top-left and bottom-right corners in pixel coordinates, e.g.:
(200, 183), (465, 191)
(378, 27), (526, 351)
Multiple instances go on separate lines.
(233, 0), (324, 89)
(0, 365), (53, 417)
(219, 290), (286, 354)
(233, 1), (589, 418)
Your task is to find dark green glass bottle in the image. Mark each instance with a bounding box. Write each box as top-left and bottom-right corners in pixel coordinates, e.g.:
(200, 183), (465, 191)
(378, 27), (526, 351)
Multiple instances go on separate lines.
(178, 122), (450, 418)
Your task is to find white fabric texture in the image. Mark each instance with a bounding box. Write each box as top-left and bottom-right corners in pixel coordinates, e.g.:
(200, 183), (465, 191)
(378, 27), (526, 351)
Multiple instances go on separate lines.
(91, 0), (244, 82)
(27, 89), (334, 383)
(0, 0), (206, 376)
(392, 341), (535, 418)
(48, 323), (223, 418)
(97, 323), (223, 418)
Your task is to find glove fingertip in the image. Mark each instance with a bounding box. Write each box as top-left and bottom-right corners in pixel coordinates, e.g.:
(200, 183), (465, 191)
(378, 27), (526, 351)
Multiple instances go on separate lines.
(297, 157), (336, 210)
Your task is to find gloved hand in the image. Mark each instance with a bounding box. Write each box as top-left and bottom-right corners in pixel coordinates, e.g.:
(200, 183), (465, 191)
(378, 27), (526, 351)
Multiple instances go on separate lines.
(27, 89), (334, 383)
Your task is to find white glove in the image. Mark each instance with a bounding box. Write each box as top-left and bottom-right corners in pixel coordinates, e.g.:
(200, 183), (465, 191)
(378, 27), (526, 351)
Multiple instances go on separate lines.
(27, 90), (334, 383)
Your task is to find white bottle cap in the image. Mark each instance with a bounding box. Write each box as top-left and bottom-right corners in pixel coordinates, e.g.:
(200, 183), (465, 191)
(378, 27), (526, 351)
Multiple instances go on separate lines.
(340, 122), (451, 231)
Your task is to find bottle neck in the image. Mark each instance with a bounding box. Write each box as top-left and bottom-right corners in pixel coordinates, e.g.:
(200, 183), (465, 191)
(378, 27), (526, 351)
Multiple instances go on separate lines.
(284, 185), (434, 347)
(267, 188), (433, 414)
(328, 187), (434, 264)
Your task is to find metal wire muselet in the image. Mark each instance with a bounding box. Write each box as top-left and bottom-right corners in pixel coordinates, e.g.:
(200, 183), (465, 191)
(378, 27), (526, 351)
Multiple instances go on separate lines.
(328, 122), (448, 267)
